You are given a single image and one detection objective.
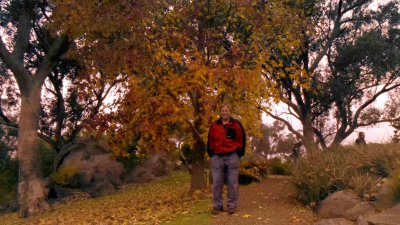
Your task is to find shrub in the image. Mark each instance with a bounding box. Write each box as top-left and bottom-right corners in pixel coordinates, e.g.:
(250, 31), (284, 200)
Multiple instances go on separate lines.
(352, 144), (400, 177)
(38, 141), (56, 177)
(349, 172), (377, 200)
(268, 157), (292, 175)
(116, 141), (142, 171)
(292, 148), (355, 206)
(0, 142), (17, 211)
(238, 159), (269, 185)
(0, 155), (18, 212)
(51, 165), (80, 187)
(389, 168), (400, 203)
(292, 144), (400, 207)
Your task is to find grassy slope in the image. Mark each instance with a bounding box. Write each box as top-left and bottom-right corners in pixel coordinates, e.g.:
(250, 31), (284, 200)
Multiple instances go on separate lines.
(0, 171), (212, 225)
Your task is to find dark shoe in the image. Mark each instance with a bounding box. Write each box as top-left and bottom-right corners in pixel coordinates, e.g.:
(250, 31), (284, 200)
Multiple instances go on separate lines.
(227, 208), (235, 214)
(212, 207), (223, 215)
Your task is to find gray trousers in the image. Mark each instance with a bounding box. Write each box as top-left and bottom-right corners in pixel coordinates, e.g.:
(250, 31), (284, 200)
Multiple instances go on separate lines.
(211, 153), (240, 210)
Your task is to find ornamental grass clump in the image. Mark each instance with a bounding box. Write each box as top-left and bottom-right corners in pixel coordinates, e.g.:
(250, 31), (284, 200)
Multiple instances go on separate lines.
(389, 168), (400, 203)
(292, 148), (355, 206)
(351, 144), (400, 177)
(268, 157), (293, 175)
(292, 144), (400, 207)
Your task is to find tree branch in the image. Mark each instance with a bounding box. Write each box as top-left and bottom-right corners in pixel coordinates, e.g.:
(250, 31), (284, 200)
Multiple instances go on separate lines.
(260, 106), (302, 139)
(354, 82), (400, 126)
(12, 0), (35, 63)
(35, 35), (69, 86)
(0, 38), (32, 94)
(0, 120), (18, 128)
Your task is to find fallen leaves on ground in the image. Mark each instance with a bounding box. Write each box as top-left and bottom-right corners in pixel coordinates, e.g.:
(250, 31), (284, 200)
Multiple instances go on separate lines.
(0, 172), (206, 225)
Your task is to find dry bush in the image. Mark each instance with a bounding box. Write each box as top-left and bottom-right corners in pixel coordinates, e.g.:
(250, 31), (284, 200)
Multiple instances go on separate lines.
(349, 172), (377, 200)
(292, 144), (400, 207)
(389, 168), (400, 203)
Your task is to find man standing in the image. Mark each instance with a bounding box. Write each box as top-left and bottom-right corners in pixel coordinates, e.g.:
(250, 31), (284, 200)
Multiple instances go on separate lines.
(355, 132), (367, 145)
(207, 104), (246, 215)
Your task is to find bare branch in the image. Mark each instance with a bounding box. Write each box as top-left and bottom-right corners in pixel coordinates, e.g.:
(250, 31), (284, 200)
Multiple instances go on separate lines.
(260, 106), (302, 139)
(12, 0), (35, 63)
(0, 37), (32, 94)
(35, 35), (69, 86)
(0, 120), (18, 128)
(354, 82), (400, 126)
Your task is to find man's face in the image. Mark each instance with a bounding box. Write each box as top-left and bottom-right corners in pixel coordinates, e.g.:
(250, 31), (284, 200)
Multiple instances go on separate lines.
(221, 106), (230, 121)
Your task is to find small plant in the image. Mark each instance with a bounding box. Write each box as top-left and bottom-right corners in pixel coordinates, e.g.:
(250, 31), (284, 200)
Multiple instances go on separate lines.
(239, 160), (269, 184)
(0, 156), (18, 212)
(389, 168), (400, 203)
(0, 141), (18, 211)
(51, 165), (80, 187)
(292, 148), (354, 205)
(268, 158), (292, 175)
(349, 172), (377, 200)
(353, 144), (400, 177)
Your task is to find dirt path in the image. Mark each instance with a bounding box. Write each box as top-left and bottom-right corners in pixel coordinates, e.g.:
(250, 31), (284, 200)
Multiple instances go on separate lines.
(211, 176), (317, 225)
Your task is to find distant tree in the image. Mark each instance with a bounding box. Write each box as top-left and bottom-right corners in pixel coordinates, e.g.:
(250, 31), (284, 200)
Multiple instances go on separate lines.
(250, 121), (297, 158)
(259, 0), (400, 149)
(385, 89), (400, 143)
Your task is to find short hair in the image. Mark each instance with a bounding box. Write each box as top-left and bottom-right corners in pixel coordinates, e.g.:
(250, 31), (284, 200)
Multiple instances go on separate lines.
(220, 103), (231, 110)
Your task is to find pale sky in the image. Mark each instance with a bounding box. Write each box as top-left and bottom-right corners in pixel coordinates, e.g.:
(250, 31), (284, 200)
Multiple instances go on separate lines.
(263, 93), (396, 145)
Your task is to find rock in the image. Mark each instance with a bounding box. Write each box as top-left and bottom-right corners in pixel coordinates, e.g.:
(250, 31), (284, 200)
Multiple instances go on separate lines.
(314, 218), (354, 225)
(48, 185), (90, 203)
(356, 215), (369, 225)
(130, 165), (155, 183)
(143, 154), (171, 177)
(128, 154), (171, 183)
(319, 191), (362, 219)
(57, 138), (126, 197)
(364, 204), (400, 225)
(343, 202), (375, 222)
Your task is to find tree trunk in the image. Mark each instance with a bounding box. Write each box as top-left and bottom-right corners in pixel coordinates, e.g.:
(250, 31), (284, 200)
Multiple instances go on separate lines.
(190, 137), (206, 192)
(17, 86), (50, 218)
(302, 116), (316, 151)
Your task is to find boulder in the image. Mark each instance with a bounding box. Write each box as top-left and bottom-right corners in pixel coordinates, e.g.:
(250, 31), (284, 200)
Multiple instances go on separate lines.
(56, 138), (126, 197)
(356, 216), (369, 225)
(319, 191), (361, 219)
(364, 204), (400, 225)
(129, 165), (155, 183)
(314, 218), (354, 225)
(128, 154), (172, 183)
(343, 202), (375, 222)
(143, 154), (171, 177)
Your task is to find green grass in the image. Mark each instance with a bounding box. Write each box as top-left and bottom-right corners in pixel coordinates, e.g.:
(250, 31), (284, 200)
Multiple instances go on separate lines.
(0, 171), (213, 225)
(163, 199), (211, 225)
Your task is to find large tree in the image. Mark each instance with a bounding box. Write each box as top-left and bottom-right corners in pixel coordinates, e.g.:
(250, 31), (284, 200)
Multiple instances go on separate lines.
(105, 0), (266, 191)
(0, 0), (68, 217)
(50, 0), (313, 192)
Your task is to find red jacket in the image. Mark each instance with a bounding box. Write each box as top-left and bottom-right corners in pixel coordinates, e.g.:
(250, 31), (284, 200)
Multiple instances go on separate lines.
(207, 118), (246, 157)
